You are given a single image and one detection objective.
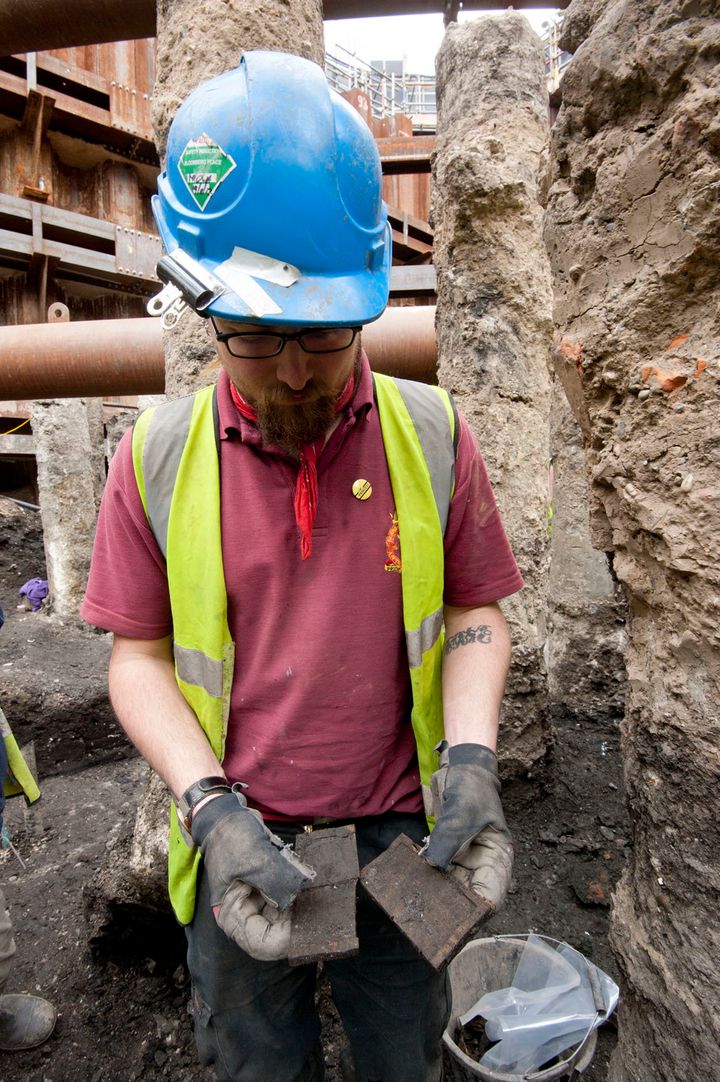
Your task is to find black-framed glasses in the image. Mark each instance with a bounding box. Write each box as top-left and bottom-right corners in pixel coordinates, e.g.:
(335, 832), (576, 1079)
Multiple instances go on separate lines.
(211, 319), (360, 359)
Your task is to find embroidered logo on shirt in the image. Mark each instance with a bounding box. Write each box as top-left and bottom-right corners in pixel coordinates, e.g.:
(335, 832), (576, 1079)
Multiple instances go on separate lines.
(384, 511), (402, 573)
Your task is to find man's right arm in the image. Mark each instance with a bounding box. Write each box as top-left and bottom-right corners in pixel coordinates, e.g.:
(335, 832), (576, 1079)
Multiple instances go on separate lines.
(108, 633), (224, 801)
(109, 633), (314, 957)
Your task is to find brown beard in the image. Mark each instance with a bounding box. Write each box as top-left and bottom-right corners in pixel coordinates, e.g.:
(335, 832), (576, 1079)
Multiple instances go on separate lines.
(255, 392), (338, 457)
(253, 349), (361, 457)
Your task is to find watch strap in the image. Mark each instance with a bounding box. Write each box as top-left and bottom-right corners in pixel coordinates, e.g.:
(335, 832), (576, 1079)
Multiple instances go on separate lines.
(177, 775), (231, 832)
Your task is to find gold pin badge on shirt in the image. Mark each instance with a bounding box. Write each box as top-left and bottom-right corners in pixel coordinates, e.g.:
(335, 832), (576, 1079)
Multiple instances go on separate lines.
(352, 478), (373, 501)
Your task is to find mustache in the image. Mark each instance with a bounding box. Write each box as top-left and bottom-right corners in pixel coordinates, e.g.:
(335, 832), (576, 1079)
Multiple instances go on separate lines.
(267, 381), (337, 406)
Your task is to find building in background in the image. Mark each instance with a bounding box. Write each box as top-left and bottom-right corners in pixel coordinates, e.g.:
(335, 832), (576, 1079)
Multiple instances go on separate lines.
(325, 14), (568, 135)
(325, 49), (437, 131)
(541, 16), (572, 95)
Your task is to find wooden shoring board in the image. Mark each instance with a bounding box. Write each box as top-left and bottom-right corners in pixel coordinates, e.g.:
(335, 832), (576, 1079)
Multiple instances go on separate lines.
(288, 825), (360, 967)
(360, 833), (493, 970)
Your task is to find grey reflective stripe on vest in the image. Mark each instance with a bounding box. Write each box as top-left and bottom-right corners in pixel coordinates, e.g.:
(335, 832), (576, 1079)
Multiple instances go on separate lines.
(142, 395), (196, 560)
(393, 379), (455, 533)
(406, 606), (444, 669)
(174, 644), (224, 699)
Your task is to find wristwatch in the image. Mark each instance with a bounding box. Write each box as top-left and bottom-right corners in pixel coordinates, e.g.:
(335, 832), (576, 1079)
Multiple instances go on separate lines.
(177, 775), (232, 833)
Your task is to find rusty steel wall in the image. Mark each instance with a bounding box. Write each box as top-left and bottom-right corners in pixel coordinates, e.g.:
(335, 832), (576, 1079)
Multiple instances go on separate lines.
(38, 39), (156, 137)
(49, 39), (156, 94)
(0, 38), (160, 325)
(0, 46), (157, 146)
(0, 274), (148, 327)
(383, 173), (431, 227)
(0, 129), (156, 228)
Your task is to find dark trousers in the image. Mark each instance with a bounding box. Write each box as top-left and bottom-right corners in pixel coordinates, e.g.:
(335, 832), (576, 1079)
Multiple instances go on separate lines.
(186, 812), (450, 1082)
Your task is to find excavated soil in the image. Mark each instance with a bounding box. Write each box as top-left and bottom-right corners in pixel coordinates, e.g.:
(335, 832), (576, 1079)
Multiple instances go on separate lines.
(0, 498), (626, 1081)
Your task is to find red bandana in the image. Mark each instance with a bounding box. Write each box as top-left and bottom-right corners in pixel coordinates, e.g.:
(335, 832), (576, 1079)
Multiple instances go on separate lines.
(229, 374), (355, 560)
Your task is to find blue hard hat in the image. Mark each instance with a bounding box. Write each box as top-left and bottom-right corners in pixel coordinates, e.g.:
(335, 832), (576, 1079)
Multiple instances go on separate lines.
(152, 51), (391, 328)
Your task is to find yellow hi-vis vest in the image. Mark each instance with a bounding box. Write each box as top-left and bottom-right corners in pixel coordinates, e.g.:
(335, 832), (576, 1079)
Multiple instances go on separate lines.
(132, 372), (457, 924)
(0, 706), (40, 805)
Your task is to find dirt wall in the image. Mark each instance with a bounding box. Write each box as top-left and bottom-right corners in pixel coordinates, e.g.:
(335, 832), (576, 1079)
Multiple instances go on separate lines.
(432, 14), (554, 774)
(547, 384), (627, 725)
(545, 1), (720, 1077)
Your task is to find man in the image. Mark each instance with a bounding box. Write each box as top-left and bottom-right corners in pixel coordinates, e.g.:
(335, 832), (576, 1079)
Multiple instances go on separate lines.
(82, 51), (523, 1082)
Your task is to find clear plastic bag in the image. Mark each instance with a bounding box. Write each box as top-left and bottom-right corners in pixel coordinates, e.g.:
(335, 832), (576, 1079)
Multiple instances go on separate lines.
(459, 934), (619, 1075)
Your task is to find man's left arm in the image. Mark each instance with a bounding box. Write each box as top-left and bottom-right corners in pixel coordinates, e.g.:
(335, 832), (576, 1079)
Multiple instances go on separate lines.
(441, 601), (511, 749)
(422, 601), (515, 910)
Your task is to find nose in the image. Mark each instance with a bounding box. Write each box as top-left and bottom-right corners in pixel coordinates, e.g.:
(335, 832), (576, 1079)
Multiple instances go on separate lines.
(275, 342), (312, 390)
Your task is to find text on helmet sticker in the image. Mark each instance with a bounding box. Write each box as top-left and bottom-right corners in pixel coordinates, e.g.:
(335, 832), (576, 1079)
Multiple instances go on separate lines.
(177, 134), (236, 211)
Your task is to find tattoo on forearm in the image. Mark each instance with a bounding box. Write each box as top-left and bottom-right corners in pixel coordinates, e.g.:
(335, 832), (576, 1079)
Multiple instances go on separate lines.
(444, 625), (493, 654)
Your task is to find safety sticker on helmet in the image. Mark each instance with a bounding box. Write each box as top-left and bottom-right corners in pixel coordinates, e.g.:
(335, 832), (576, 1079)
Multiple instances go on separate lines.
(177, 134), (237, 211)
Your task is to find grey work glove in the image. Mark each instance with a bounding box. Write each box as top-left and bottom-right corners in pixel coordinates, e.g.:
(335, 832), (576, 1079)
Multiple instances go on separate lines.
(191, 789), (314, 961)
(422, 741), (514, 912)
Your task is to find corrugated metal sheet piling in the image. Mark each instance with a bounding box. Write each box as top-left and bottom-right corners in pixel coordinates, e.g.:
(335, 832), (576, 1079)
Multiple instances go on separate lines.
(432, 14), (553, 773)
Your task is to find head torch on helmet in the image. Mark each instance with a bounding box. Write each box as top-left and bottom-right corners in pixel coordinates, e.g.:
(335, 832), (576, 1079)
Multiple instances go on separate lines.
(147, 51), (391, 331)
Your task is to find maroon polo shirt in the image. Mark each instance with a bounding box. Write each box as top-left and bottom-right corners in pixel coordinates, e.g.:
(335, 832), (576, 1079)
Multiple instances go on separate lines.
(82, 355), (523, 820)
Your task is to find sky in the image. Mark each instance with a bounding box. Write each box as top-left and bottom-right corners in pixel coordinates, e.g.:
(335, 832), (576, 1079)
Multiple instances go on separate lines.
(324, 8), (561, 74)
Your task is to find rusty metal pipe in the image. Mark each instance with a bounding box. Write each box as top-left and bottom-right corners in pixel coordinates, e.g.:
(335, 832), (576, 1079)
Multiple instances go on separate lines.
(0, 307), (436, 400)
(364, 304), (437, 384)
(0, 317), (164, 399)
